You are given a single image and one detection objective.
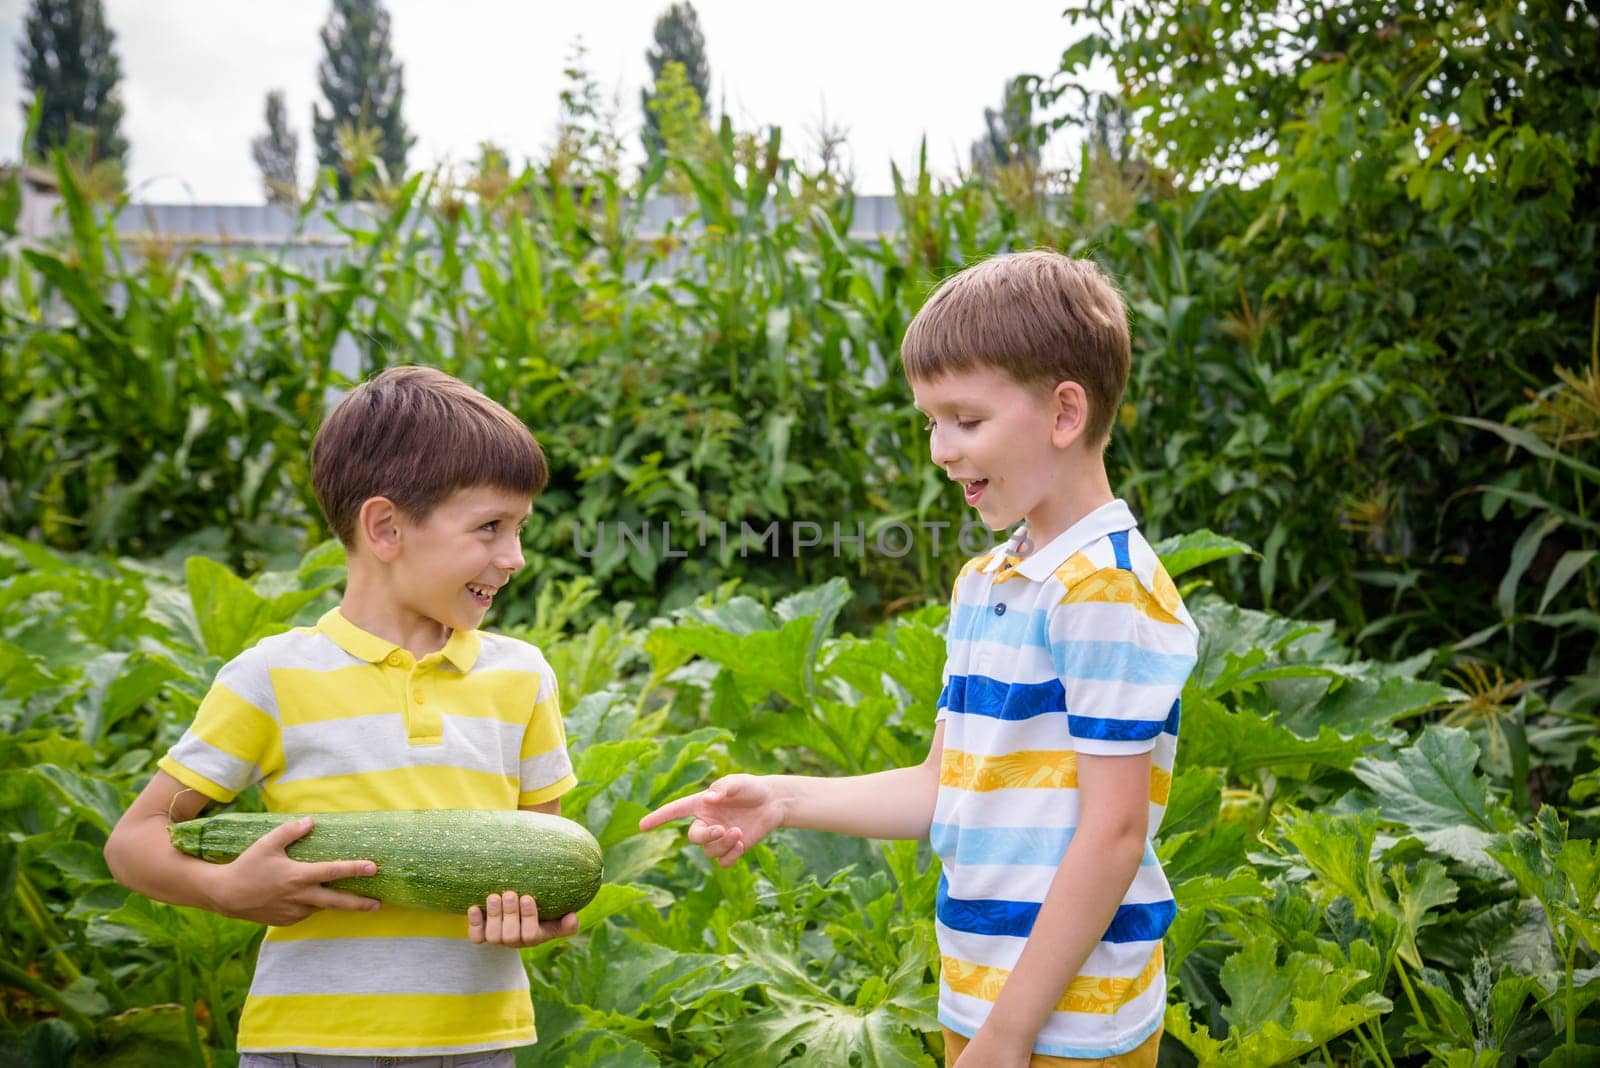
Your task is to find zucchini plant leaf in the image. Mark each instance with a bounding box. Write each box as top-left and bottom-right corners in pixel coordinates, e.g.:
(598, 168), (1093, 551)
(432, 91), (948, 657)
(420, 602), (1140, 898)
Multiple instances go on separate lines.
(1154, 529), (1256, 579)
(1161, 767), (1224, 838)
(723, 920), (937, 1066)
(1275, 674), (1451, 741)
(1489, 808), (1600, 958)
(87, 894), (258, 972)
(1283, 809), (1380, 909)
(31, 764), (123, 833)
(1180, 695), (1375, 775)
(1352, 726), (1512, 870)
(185, 556), (296, 661)
(1171, 933), (1392, 1066)
(1387, 859), (1459, 971)
(520, 997), (661, 1067)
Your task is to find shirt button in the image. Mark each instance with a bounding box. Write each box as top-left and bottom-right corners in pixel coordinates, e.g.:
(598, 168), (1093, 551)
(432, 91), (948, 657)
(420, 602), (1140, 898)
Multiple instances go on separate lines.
(386, 653), (402, 666)
(994, 603), (1007, 616)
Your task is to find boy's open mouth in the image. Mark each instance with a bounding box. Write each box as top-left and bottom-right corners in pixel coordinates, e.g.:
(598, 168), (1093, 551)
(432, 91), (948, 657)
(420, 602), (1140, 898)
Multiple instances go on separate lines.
(467, 583), (496, 607)
(963, 479), (988, 505)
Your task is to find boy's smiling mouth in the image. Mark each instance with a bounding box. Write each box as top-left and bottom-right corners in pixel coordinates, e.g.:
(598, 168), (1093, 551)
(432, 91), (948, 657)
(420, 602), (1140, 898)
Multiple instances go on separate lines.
(961, 479), (989, 505)
(467, 583), (497, 606)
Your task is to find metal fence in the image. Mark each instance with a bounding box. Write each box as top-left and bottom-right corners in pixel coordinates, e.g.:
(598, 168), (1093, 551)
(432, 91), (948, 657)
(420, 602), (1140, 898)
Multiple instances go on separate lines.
(16, 193), (910, 254)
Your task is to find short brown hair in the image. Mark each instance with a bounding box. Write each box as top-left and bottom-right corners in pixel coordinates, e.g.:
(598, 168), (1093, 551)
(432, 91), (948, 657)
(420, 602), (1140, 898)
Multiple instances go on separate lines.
(899, 250), (1131, 444)
(311, 365), (548, 546)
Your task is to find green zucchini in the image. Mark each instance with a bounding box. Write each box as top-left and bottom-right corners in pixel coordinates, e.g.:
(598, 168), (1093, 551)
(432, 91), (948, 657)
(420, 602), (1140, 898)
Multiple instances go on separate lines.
(169, 809), (603, 920)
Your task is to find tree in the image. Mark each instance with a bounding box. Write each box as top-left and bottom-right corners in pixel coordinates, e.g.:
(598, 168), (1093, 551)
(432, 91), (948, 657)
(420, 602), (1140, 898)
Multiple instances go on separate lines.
(17, 0), (128, 167)
(312, 0), (414, 199)
(1048, 0), (1600, 685)
(640, 2), (711, 157)
(646, 61), (716, 195)
(251, 90), (300, 206)
(548, 38), (624, 183)
(969, 76), (1040, 171)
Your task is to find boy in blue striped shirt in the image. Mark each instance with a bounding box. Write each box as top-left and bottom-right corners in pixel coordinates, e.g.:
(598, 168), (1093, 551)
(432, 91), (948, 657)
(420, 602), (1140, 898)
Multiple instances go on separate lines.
(642, 251), (1198, 1066)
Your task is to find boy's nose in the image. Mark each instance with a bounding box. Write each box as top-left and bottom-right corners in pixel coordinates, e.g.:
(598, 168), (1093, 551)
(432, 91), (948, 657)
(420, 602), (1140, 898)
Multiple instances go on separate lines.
(498, 541), (525, 573)
(929, 428), (959, 467)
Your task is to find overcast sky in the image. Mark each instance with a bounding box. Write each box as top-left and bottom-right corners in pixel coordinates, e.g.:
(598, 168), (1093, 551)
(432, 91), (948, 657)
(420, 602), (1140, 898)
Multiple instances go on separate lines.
(0, 1), (1100, 204)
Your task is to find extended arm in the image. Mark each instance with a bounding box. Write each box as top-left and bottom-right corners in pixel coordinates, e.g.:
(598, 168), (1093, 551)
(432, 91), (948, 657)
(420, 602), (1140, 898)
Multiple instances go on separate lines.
(639, 722), (947, 864)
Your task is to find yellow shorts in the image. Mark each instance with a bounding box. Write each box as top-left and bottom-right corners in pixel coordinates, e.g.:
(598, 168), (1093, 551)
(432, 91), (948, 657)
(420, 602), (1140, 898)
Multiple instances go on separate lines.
(942, 1025), (1161, 1067)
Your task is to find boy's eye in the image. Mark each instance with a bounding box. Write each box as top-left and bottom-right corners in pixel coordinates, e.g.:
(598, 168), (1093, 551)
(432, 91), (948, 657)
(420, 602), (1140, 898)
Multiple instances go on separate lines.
(956, 419), (980, 431)
(480, 520), (500, 533)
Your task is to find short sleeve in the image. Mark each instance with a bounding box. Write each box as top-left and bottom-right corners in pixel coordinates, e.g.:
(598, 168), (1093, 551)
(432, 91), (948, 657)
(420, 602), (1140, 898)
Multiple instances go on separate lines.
(1048, 569), (1198, 757)
(157, 646), (281, 802)
(518, 666), (576, 806)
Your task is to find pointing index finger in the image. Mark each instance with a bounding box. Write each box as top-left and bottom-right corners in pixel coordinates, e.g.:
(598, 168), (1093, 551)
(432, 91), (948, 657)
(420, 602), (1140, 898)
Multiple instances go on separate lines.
(638, 791), (704, 831)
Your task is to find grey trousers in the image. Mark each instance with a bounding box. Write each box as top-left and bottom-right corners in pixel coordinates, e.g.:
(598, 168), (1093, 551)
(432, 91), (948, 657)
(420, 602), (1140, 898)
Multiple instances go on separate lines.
(238, 1052), (516, 1068)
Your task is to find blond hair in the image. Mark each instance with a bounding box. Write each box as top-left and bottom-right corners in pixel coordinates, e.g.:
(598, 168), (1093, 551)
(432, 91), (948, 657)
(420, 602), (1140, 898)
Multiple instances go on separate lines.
(311, 365), (547, 546)
(900, 250), (1131, 444)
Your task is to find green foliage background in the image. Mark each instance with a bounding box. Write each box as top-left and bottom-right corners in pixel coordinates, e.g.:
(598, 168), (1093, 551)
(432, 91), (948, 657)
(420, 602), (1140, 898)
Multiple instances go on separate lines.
(1, 2), (1597, 1065)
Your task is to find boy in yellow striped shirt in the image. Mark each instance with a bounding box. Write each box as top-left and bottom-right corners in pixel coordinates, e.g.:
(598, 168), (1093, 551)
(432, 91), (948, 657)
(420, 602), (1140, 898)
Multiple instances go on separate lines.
(106, 366), (578, 1065)
(642, 252), (1198, 1066)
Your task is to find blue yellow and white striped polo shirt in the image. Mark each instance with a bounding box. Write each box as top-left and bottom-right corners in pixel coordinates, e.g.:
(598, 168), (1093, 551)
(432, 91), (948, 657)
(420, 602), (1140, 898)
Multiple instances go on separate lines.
(931, 499), (1198, 1058)
(159, 608), (576, 1055)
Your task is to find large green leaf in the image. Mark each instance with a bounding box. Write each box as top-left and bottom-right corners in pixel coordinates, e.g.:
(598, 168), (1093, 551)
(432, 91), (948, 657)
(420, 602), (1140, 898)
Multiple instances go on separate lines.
(87, 894), (259, 972)
(655, 614), (817, 707)
(723, 921), (937, 1066)
(1161, 767), (1224, 838)
(558, 923), (763, 1028)
(1168, 934), (1392, 1067)
(1352, 726), (1513, 870)
(823, 615), (947, 713)
(1180, 694), (1376, 775)
(518, 997), (661, 1068)
(1275, 674), (1451, 741)
(1387, 859), (1459, 971)
(31, 764), (123, 833)
(1489, 807), (1600, 958)
(72, 650), (181, 743)
(1154, 529), (1256, 579)
(1283, 809), (1382, 910)
(0, 639), (59, 702)
(184, 556), (279, 661)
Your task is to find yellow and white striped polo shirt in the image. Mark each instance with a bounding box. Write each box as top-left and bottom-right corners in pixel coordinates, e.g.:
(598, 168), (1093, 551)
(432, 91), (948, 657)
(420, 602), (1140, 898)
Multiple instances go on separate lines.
(159, 608), (576, 1055)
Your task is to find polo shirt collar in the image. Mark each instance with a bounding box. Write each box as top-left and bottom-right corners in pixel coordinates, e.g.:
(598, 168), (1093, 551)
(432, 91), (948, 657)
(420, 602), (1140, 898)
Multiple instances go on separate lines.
(1009, 498), (1138, 582)
(317, 608), (481, 671)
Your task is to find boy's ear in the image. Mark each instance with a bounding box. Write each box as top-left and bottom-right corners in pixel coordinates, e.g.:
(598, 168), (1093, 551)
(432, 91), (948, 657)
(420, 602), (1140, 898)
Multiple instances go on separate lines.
(1050, 380), (1092, 448)
(356, 497), (404, 563)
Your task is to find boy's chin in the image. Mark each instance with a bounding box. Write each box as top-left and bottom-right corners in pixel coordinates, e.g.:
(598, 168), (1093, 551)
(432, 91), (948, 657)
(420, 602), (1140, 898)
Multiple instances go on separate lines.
(973, 509), (1014, 532)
